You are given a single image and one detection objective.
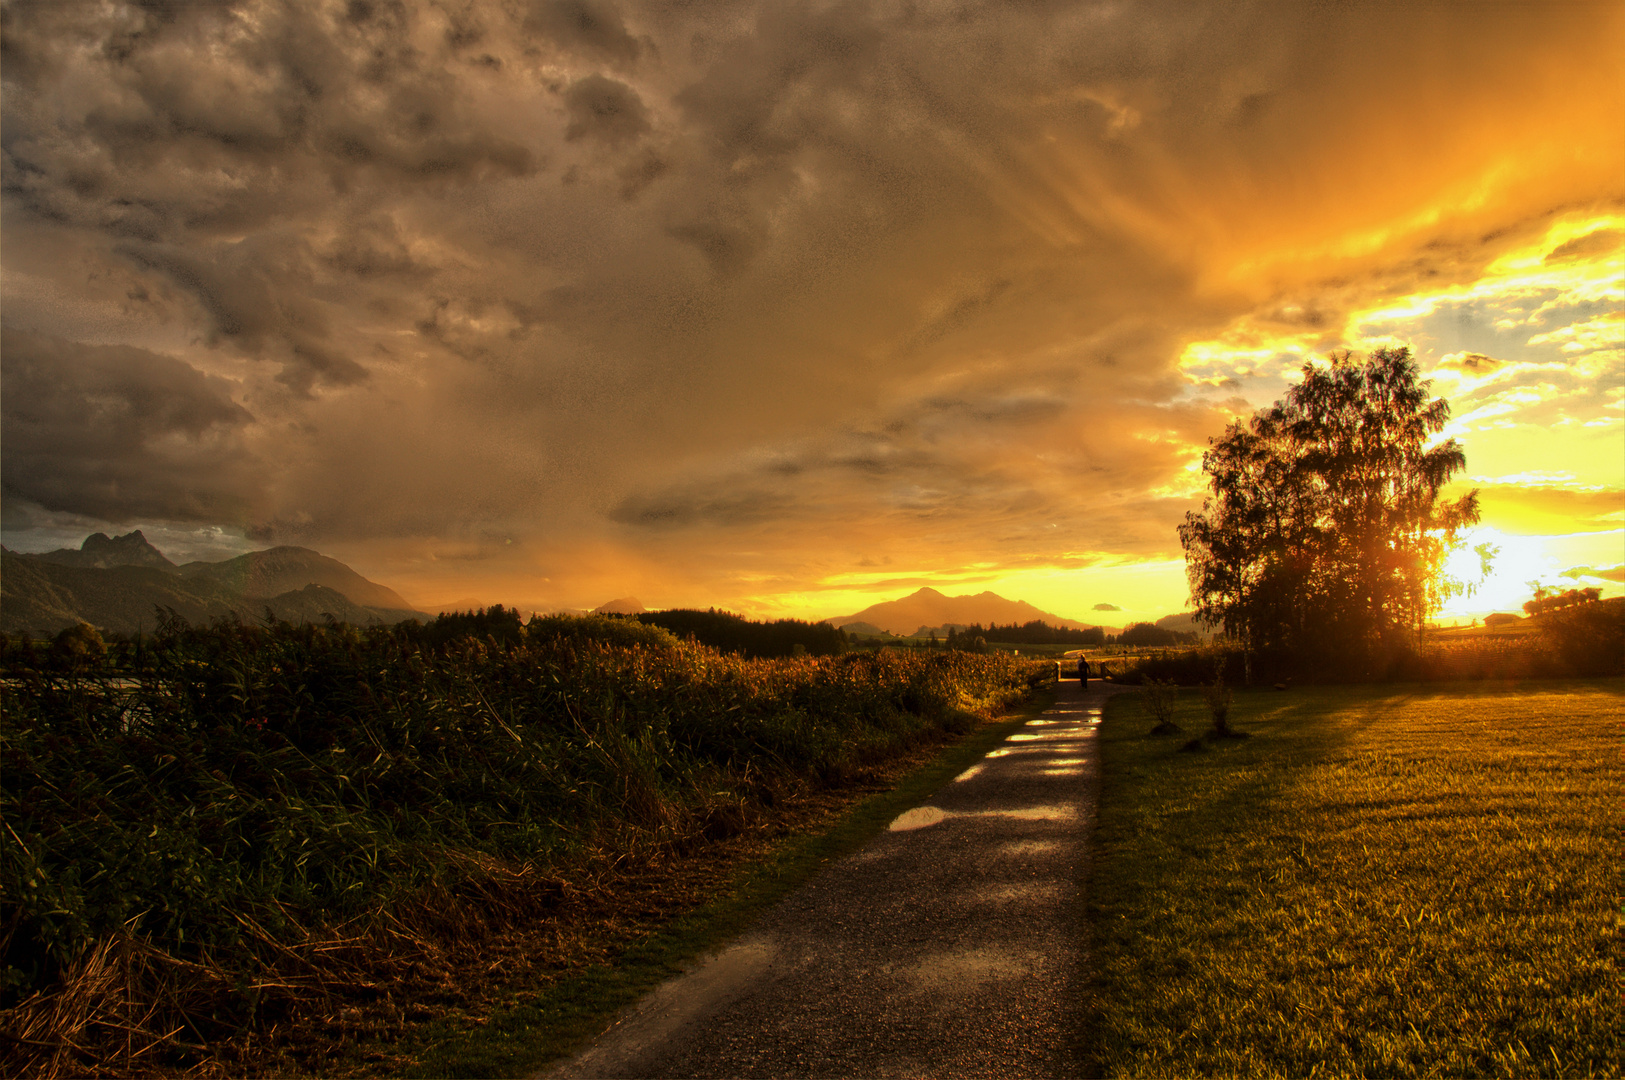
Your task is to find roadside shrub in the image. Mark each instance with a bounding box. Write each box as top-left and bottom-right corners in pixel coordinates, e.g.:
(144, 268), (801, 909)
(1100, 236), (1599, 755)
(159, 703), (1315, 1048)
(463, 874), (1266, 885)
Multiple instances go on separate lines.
(49, 623), (105, 669)
(1120, 625), (1619, 686)
(1416, 637), (1554, 681)
(1201, 673), (1236, 738)
(1117, 646), (1253, 687)
(526, 612), (683, 651)
(1142, 679), (1182, 736)
(1538, 598), (1625, 676)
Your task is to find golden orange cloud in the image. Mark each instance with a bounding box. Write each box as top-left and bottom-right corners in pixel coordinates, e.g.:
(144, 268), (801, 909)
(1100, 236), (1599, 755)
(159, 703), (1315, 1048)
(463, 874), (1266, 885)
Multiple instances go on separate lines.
(2, 1), (1620, 623)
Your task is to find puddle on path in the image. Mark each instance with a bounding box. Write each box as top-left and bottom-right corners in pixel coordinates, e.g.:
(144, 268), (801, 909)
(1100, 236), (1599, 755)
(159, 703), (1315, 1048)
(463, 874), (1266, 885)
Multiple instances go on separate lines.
(889, 803), (1078, 831)
(905, 946), (1033, 995)
(968, 880), (1067, 904)
(999, 804), (1077, 821)
(890, 806), (952, 831)
(999, 839), (1062, 856)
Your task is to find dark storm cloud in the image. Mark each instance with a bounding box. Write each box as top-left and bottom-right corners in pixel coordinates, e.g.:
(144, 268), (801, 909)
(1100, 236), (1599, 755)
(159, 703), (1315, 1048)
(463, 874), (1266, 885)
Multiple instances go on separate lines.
(1, 0), (1618, 611)
(2, 0), (534, 390)
(608, 371), (1219, 565)
(114, 239), (369, 393)
(564, 74), (651, 143)
(0, 327), (258, 521)
(523, 0), (643, 65)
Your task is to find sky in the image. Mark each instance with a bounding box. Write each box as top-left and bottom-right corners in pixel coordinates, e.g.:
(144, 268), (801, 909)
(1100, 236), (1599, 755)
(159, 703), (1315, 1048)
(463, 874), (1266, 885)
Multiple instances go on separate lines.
(2, 0), (1621, 626)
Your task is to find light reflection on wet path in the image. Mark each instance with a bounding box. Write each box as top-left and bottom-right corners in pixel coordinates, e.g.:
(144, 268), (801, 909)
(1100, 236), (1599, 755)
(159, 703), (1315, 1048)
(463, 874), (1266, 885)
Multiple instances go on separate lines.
(547, 678), (1135, 1079)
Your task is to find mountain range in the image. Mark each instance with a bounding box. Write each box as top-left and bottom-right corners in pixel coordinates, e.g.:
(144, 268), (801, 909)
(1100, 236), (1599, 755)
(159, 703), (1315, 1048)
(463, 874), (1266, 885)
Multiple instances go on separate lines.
(2, 531), (425, 637)
(829, 587), (1101, 637)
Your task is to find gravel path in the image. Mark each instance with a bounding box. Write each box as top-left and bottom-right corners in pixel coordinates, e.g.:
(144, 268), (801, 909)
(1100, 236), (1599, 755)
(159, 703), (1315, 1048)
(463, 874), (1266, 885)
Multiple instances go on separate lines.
(544, 678), (1131, 1080)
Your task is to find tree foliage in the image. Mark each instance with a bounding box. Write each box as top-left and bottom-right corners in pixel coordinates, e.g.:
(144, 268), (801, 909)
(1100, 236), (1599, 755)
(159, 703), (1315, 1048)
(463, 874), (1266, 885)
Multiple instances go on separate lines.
(1523, 586), (1601, 616)
(1117, 622), (1199, 647)
(636, 608), (848, 658)
(1179, 347), (1479, 672)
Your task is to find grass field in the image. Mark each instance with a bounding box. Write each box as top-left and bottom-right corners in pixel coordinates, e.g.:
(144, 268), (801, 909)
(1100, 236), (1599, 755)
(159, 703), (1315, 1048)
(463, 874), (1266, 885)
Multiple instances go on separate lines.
(1082, 679), (1623, 1078)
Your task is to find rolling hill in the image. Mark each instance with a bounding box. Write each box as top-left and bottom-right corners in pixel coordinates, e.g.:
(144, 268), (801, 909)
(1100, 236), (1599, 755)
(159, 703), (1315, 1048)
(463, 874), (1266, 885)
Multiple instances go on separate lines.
(175, 547), (414, 611)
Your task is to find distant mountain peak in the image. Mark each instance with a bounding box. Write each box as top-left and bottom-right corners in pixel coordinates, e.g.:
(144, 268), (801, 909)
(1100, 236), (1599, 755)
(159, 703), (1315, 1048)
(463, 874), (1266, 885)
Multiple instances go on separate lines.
(3, 538), (424, 637)
(595, 597), (646, 615)
(34, 530), (176, 571)
(831, 587), (1094, 636)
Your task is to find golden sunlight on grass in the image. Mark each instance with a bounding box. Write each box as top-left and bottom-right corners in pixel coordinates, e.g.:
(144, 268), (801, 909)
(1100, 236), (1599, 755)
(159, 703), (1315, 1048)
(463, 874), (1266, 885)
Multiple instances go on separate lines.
(1083, 681), (1622, 1078)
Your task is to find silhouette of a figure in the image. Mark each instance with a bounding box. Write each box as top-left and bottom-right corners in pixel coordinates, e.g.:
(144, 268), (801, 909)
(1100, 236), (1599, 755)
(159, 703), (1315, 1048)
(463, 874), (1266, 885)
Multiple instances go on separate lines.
(1077, 657), (1089, 685)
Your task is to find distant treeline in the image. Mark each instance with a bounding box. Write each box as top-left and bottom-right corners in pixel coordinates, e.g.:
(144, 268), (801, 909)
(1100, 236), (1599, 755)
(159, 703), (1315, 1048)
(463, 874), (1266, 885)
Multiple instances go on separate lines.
(1523, 587), (1602, 616)
(1115, 597), (1624, 685)
(415, 605), (849, 659)
(945, 620), (1199, 647)
(635, 608), (848, 659)
(948, 621), (1105, 646)
(1116, 622), (1200, 647)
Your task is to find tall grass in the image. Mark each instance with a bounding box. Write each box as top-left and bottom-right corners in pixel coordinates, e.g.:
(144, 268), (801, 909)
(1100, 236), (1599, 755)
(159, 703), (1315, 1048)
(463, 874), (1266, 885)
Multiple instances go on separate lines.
(0, 617), (1047, 1076)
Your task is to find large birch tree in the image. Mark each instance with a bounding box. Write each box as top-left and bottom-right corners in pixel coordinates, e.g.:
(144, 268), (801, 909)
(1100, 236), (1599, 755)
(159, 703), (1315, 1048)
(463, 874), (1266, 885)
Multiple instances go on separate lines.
(1179, 347), (1480, 673)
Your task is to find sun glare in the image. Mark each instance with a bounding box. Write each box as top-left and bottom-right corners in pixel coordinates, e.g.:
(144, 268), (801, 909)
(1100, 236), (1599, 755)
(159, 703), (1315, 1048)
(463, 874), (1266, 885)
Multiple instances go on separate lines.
(1439, 526), (1589, 620)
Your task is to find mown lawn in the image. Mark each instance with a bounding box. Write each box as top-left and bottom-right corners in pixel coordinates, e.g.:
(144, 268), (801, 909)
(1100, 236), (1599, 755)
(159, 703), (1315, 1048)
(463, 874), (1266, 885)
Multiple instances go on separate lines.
(1082, 679), (1623, 1078)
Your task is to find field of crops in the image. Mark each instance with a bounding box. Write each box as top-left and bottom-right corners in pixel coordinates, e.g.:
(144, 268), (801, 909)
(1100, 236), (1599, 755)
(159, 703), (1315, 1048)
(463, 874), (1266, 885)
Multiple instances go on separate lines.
(0, 615), (1048, 1077)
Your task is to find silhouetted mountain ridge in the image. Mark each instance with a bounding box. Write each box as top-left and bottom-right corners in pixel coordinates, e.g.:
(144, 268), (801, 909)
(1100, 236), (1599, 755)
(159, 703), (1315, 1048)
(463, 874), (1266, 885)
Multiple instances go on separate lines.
(2, 534), (424, 637)
(32, 530), (177, 571)
(829, 587), (1097, 637)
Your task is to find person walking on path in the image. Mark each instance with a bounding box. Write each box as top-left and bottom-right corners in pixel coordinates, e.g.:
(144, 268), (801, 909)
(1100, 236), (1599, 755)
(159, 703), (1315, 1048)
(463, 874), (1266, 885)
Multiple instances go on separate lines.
(1077, 655), (1090, 685)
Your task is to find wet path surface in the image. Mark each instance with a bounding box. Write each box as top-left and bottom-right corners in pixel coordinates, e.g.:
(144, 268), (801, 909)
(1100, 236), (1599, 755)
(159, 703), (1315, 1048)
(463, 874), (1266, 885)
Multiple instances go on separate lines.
(544, 679), (1131, 1080)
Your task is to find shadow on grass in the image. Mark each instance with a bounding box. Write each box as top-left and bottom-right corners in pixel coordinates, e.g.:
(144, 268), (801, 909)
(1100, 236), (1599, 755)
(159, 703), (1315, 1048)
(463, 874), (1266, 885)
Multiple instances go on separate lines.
(1075, 677), (1625, 1078)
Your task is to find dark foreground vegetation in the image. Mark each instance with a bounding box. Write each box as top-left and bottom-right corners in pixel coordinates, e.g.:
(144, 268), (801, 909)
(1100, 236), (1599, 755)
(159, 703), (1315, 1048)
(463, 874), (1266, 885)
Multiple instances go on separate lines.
(0, 613), (1047, 1077)
(1084, 680), (1622, 1077)
(417, 604), (850, 659)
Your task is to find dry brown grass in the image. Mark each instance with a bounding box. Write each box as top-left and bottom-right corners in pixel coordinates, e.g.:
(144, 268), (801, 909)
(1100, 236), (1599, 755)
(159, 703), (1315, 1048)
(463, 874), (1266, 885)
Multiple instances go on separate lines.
(1, 741), (950, 1078)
